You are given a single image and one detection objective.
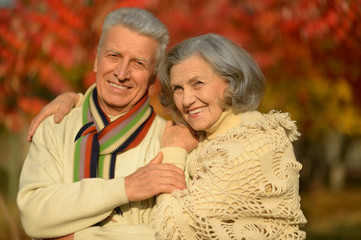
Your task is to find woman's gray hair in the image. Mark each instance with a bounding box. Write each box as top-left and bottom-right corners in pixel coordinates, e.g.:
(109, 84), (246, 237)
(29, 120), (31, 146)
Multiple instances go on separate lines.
(98, 7), (169, 78)
(159, 33), (266, 120)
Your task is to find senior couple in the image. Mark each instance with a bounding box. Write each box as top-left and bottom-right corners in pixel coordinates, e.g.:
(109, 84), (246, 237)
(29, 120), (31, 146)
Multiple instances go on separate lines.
(18, 7), (306, 240)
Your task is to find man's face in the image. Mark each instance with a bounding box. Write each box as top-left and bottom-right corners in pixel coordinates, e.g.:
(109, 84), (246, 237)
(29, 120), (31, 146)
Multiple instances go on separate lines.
(94, 25), (158, 116)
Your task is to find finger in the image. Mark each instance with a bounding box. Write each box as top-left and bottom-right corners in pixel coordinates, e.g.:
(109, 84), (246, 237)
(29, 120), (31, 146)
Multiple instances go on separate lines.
(149, 152), (163, 164)
(26, 119), (36, 141)
(150, 165), (186, 188)
(27, 112), (47, 142)
(53, 108), (66, 123)
(54, 97), (76, 123)
(164, 121), (172, 131)
(157, 184), (185, 194)
(157, 175), (187, 192)
(53, 114), (63, 123)
(161, 164), (185, 176)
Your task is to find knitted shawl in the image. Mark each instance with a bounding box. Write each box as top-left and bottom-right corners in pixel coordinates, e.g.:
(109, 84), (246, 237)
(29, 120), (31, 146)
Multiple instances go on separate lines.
(154, 111), (307, 240)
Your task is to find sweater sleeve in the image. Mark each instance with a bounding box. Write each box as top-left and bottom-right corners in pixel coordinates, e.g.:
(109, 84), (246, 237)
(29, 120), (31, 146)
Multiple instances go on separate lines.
(155, 147), (187, 207)
(17, 118), (128, 239)
(153, 123), (306, 239)
(159, 147), (187, 170)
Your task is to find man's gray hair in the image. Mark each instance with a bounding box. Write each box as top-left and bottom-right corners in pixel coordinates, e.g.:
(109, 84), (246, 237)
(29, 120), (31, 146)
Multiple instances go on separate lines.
(98, 7), (169, 76)
(159, 33), (266, 120)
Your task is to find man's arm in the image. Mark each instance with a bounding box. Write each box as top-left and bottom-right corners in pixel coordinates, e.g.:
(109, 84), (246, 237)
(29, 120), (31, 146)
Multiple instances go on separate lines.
(126, 122), (198, 202)
(19, 117), (191, 238)
(18, 121), (126, 238)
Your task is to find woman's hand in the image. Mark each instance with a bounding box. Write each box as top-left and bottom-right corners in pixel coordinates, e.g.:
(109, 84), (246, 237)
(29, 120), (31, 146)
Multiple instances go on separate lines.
(27, 92), (80, 142)
(161, 121), (199, 153)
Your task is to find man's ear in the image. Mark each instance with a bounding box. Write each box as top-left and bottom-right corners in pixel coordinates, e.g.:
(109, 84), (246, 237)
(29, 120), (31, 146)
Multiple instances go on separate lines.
(93, 55), (98, 72)
(148, 74), (157, 87)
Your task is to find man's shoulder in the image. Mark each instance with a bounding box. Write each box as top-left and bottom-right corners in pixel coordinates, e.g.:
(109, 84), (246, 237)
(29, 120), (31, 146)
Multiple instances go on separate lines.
(46, 107), (82, 123)
(143, 114), (167, 139)
(31, 107), (82, 144)
(152, 114), (167, 126)
(38, 107), (82, 135)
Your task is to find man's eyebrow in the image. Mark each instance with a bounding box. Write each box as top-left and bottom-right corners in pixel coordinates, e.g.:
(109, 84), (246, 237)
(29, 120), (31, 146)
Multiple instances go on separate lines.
(106, 50), (151, 62)
(104, 50), (124, 58)
(105, 49), (121, 54)
(134, 57), (150, 63)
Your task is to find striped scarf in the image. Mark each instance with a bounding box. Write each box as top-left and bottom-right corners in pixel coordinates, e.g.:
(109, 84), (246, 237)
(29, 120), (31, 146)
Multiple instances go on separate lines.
(73, 87), (155, 182)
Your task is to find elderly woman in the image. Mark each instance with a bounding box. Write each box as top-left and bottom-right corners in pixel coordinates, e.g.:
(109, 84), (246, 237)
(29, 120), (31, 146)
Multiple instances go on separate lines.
(153, 33), (306, 239)
(26, 33), (306, 239)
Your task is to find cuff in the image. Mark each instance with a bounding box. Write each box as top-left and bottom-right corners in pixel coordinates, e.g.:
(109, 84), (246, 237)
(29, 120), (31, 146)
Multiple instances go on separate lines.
(159, 147), (187, 170)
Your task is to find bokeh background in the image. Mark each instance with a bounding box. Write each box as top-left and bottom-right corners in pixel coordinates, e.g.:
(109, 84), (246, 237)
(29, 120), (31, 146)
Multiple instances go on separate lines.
(1, 0), (361, 239)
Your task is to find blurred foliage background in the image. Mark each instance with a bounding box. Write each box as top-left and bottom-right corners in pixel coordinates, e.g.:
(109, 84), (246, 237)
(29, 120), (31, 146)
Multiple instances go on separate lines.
(0, 0), (361, 239)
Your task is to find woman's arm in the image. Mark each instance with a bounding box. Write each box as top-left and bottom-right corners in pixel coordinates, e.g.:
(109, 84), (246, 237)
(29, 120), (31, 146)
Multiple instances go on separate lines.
(153, 126), (306, 240)
(27, 92), (82, 142)
(156, 121), (198, 205)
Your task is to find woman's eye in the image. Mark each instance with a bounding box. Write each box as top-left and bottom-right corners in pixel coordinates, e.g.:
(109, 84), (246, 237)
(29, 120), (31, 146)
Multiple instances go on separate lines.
(193, 81), (203, 86)
(173, 86), (182, 92)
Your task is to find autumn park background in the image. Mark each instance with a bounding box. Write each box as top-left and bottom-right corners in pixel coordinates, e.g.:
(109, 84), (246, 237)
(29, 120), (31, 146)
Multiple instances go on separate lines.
(0, 0), (361, 239)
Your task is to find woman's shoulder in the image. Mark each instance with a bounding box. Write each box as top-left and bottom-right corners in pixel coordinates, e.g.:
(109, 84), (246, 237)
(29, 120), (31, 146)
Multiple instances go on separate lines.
(238, 110), (301, 142)
(202, 110), (300, 155)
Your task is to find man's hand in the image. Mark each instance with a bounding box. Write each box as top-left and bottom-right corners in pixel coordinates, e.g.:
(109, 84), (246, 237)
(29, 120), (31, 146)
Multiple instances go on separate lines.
(161, 121), (199, 153)
(27, 92), (80, 142)
(125, 152), (186, 201)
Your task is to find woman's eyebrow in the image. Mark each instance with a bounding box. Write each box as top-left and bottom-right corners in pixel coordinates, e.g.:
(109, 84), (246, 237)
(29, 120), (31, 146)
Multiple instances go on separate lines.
(188, 76), (202, 83)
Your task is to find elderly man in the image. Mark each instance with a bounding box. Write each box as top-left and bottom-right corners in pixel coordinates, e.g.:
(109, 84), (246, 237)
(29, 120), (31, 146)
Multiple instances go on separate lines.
(17, 8), (197, 240)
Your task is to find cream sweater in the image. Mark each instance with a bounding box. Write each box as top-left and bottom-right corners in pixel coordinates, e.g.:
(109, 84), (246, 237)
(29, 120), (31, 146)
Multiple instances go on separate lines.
(17, 105), (187, 240)
(154, 110), (307, 240)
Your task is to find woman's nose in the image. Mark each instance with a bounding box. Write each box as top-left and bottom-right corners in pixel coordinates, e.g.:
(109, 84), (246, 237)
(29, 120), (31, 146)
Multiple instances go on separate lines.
(182, 89), (196, 107)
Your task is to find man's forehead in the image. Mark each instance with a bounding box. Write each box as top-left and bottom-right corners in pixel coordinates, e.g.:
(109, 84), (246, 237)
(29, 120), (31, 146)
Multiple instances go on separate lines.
(103, 26), (158, 58)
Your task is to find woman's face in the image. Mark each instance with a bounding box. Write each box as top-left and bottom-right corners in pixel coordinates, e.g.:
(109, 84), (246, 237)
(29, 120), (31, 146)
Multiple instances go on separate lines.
(170, 55), (229, 131)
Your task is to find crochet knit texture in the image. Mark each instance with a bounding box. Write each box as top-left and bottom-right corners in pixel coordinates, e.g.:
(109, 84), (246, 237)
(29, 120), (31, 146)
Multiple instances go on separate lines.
(154, 111), (307, 240)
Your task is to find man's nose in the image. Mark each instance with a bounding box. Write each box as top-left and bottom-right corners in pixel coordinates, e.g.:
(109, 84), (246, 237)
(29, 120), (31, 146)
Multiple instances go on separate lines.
(114, 60), (131, 80)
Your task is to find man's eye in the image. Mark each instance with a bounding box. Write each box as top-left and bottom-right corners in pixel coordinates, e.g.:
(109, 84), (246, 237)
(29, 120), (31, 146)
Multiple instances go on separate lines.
(108, 54), (118, 58)
(131, 60), (148, 70)
(136, 61), (144, 66)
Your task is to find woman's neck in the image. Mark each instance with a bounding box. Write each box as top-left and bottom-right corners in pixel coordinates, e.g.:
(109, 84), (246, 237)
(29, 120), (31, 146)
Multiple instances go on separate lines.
(205, 109), (243, 139)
